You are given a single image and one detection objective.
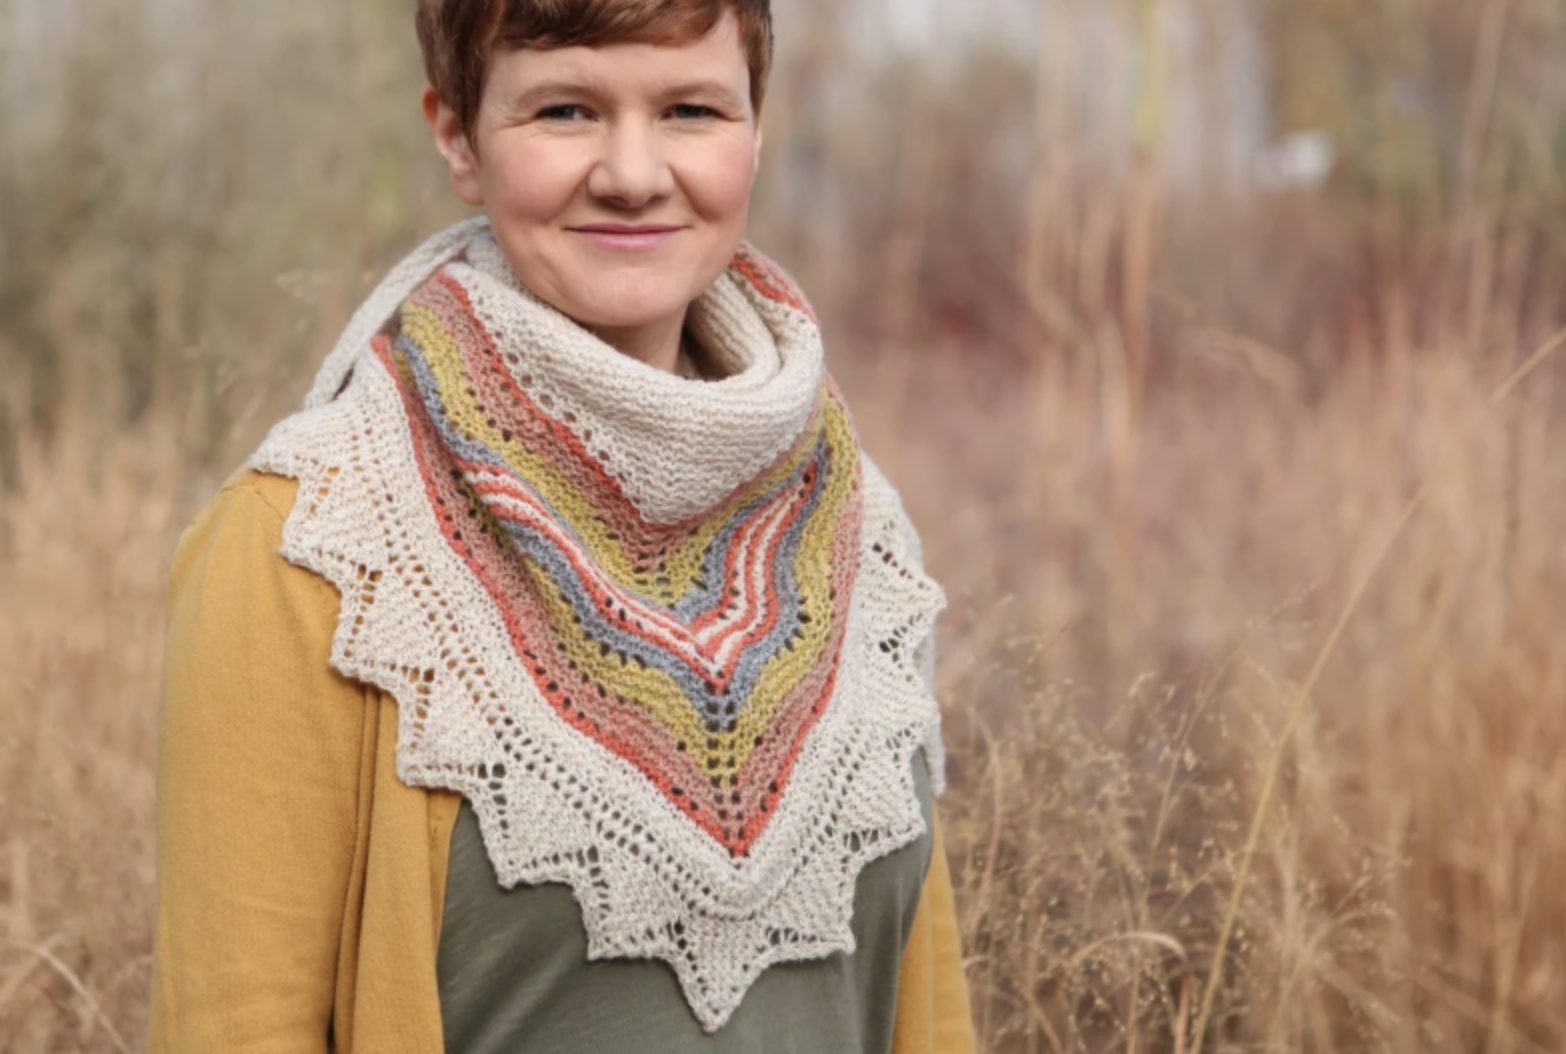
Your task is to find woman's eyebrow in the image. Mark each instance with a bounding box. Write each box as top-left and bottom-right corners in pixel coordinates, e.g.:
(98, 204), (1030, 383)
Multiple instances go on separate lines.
(656, 81), (745, 107)
(509, 78), (746, 112)
(508, 79), (607, 112)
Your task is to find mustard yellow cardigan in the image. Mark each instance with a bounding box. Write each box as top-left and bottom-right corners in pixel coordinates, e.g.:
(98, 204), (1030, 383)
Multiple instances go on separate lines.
(148, 470), (977, 1053)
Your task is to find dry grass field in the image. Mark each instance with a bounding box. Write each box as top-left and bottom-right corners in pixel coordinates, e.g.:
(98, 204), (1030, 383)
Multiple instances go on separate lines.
(5, 0), (1566, 1051)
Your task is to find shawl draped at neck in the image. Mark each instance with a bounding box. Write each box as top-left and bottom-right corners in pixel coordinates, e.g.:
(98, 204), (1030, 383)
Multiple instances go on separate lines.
(251, 219), (948, 1032)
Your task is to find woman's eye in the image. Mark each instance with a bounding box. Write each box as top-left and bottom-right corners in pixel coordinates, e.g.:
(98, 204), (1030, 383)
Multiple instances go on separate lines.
(670, 104), (719, 121)
(537, 104), (586, 122)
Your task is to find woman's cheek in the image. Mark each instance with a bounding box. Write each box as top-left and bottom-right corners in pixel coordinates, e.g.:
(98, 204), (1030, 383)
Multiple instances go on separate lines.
(487, 146), (580, 223)
(683, 137), (759, 222)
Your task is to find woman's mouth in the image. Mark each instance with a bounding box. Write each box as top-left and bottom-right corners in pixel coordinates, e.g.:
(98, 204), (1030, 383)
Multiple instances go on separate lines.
(570, 224), (685, 252)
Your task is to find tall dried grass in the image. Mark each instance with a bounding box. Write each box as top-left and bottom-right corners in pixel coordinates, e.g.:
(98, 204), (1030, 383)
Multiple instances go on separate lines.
(5, 0), (1566, 1051)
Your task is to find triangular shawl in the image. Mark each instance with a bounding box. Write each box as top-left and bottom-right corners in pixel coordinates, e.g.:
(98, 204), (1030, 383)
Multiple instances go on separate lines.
(251, 219), (948, 1031)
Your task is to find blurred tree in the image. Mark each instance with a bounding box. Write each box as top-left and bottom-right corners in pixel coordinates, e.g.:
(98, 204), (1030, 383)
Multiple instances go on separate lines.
(1257, 0), (1565, 229)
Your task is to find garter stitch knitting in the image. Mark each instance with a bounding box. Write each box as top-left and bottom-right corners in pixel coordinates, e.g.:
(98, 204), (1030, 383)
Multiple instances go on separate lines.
(250, 219), (948, 1032)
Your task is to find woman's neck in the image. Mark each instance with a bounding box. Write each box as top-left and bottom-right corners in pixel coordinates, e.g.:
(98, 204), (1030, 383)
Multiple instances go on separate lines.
(588, 311), (690, 377)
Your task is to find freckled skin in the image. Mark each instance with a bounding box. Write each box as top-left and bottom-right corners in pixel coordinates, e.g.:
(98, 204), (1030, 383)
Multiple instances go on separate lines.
(423, 11), (763, 374)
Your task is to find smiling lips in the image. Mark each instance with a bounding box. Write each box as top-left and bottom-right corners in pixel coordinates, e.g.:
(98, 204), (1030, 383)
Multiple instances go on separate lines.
(571, 223), (685, 251)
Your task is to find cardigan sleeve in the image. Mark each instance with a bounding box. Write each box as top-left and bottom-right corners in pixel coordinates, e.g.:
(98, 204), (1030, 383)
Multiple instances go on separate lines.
(890, 814), (977, 1054)
(148, 475), (366, 1054)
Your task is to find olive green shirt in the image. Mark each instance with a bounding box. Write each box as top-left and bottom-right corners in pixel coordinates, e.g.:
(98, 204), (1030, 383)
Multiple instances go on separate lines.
(436, 751), (936, 1053)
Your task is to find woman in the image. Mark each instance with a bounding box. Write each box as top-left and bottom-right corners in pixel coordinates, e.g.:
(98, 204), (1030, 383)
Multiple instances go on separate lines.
(149, 1), (974, 1051)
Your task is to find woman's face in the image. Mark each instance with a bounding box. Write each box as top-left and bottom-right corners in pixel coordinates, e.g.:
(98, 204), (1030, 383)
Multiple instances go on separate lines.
(425, 11), (761, 349)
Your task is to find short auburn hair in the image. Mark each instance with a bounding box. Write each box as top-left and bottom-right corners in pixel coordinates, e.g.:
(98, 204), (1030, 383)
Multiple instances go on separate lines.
(416, 0), (774, 141)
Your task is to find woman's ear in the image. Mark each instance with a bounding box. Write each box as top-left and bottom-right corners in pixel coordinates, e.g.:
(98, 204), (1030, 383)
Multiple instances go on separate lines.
(422, 86), (485, 207)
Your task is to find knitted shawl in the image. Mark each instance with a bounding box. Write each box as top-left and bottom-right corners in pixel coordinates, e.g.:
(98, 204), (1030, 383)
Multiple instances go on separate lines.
(250, 219), (948, 1032)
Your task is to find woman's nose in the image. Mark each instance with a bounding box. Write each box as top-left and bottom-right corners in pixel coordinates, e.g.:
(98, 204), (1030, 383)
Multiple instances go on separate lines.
(587, 121), (674, 208)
